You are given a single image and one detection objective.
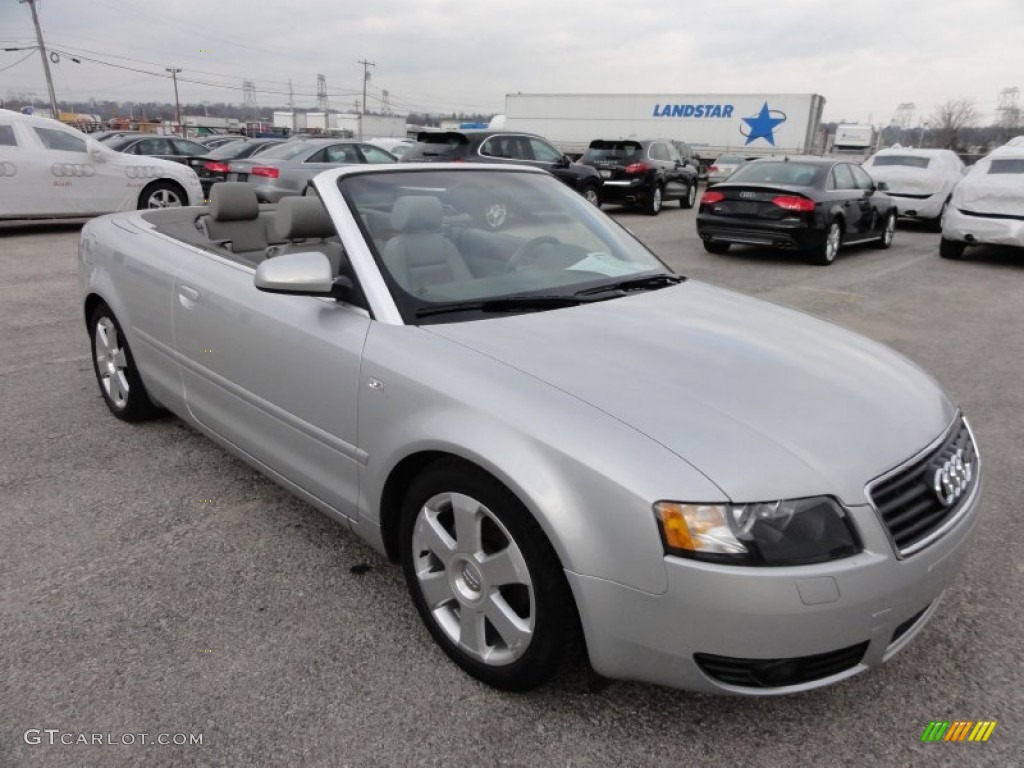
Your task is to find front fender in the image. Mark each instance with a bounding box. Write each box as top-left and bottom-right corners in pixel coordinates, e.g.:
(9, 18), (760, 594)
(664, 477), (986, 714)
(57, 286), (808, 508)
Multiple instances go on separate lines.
(356, 324), (727, 595)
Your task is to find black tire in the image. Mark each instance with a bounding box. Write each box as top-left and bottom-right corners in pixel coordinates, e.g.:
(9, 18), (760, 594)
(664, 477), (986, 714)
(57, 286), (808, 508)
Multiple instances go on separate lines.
(808, 219), (842, 265)
(643, 183), (663, 216)
(399, 458), (578, 691)
(680, 181), (697, 209)
(138, 180), (187, 210)
(873, 210), (896, 249)
(939, 237), (966, 260)
(581, 183), (601, 207)
(88, 303), (163, 422)
(929, 199), (950, 233)
(702, 240), (730, 254)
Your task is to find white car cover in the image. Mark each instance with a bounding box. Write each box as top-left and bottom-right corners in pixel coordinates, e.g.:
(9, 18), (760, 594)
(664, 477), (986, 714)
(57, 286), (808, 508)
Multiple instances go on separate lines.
(943, 140), (1024, 247)
(0, 109), (203, 219)
(863, 147), (964, 219)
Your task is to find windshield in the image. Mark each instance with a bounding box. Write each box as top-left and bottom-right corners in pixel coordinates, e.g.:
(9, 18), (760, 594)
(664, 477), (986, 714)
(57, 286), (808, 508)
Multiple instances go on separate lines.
(406, 133), (470, 159)
(988, 158), (1024, 174)
(724, 162), (825, 186)
(338, 169), (671, 324)
(715, 156), (744, 165)
(582, 141), (644, 162)
(871, 155), (931, 169)
(206, 139), (273, 160)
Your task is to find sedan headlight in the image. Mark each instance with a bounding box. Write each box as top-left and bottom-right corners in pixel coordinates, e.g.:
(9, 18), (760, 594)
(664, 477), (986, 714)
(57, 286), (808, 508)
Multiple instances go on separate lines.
(654, 497), (860, 566)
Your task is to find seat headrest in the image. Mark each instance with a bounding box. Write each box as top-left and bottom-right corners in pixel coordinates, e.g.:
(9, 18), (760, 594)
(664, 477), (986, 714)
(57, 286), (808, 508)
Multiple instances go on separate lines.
(391, 195), (443, 232)
(275, 197), (336, 240)
(209, 182), (260, 222)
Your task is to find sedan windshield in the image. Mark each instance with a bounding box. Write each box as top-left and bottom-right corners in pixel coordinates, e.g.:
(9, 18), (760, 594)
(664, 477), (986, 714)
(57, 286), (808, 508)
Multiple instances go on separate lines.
(253, 140), (320, 161)
(339, 169), (672, 323)
(205, 139), (279, 160)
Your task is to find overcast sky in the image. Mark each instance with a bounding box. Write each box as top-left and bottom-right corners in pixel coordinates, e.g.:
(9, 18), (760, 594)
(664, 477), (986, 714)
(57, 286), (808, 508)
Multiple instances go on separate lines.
(1, 0), (1022, 125)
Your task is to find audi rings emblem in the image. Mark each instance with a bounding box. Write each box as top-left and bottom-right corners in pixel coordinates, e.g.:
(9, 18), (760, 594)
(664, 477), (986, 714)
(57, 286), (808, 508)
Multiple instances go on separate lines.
(0, 161), (16, 177)
(51, 163), (96, 178)
(125, 165), (160, 180)
(933, 448), (973, 507)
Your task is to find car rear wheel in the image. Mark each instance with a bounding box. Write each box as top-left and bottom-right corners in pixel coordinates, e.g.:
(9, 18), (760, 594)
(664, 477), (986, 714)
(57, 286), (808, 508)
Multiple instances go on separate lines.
(874, 211), (896, 249)
(939, 237), (966, 260)
(702, 240), (731, 254)
(138, 180), (186, 209)
(644, 184), (663, 216)
(89, 303), (163, 421)
(808, 220), (842, 265)
(681, 182), (697, 209)
(399, 459), (577, 691)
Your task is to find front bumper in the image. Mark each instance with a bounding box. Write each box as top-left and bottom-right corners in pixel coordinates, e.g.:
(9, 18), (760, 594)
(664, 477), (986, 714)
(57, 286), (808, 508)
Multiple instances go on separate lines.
(568, 483), (982, 694)
(943, 207), (1024, 248)
(697, 214), (822, 251)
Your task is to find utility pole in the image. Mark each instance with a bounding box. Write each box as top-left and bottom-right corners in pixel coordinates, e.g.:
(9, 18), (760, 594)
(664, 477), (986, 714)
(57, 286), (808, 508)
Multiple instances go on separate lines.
(166, 67), (183, 136)
(358, 58), (375, 140)
(288, 78), (296, 134)
(21, 0), (59, 117)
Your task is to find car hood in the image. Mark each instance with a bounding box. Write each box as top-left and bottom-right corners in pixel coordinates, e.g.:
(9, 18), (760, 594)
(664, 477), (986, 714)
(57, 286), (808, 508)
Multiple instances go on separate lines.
(426, 281), (955, 504)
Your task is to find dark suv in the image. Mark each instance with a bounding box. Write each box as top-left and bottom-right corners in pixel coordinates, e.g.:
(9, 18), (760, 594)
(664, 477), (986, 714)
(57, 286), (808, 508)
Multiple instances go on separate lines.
(402, 130), (603, 224)
(579, 139), (699, 215)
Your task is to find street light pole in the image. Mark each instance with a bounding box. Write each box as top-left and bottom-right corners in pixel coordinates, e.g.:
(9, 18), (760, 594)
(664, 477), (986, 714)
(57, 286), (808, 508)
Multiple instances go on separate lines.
(21, 0), (59, 117)
(166, 67), (183, 136)
(357, 59), (375, 140)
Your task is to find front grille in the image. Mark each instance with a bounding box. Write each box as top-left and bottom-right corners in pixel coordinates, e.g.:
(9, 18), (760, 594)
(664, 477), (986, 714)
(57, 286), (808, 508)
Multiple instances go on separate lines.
(695, 641), (869, 688)
(868, 416), (978, 555)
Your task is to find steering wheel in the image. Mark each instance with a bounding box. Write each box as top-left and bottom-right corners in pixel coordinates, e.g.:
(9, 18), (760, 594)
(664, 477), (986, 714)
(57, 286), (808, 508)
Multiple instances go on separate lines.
(508, 236), (560, 270)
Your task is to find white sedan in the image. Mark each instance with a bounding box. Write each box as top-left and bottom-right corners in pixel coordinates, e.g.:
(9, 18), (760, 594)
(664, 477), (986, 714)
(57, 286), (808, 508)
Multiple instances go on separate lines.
(0, 109), (202, 219)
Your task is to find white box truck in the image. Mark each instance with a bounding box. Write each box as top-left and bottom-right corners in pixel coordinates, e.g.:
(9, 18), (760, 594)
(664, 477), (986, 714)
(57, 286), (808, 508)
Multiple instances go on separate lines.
(497, 93), (826, 162)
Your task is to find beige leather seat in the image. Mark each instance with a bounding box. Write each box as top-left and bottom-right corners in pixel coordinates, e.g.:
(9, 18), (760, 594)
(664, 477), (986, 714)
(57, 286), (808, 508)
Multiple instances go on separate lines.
(199, 182), (268, 255)
(382, 196), (472, 293)
(266, 197), (348, 277)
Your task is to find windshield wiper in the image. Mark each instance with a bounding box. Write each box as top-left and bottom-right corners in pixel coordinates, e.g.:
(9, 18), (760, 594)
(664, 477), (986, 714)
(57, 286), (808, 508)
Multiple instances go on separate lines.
(415, 294), (608, 319)
(574, 273), (685, 297)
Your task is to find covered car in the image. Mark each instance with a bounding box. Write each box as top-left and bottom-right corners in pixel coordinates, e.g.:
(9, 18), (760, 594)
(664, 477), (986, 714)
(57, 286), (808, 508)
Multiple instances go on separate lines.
(941, 138), (1024, 258)
(864, 148), (965, 230)
(0, 108), (202, 218)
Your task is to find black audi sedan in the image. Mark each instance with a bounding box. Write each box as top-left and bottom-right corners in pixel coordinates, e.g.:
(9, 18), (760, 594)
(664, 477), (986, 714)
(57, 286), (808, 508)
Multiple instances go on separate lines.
(579, 138), (699, 215)
(195, 137), (286, 195)
(401, 130), (603, 227)
(696, 158), (897, 265)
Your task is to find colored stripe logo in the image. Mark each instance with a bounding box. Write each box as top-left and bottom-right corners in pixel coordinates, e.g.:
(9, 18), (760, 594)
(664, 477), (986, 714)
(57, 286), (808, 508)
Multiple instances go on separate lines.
(921, 721), (997, 742)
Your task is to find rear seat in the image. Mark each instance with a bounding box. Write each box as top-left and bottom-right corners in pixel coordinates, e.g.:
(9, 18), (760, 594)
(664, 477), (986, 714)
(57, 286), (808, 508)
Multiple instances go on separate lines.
(265, 197), (351, 278)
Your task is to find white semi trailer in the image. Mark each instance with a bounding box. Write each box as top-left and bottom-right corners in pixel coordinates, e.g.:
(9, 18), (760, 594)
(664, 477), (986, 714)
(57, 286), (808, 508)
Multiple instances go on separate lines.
(496, 93), (827, 162)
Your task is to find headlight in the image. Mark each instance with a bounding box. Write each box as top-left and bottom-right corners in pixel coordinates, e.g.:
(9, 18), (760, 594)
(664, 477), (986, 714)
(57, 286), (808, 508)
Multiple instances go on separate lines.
(654, 497), (860, 566)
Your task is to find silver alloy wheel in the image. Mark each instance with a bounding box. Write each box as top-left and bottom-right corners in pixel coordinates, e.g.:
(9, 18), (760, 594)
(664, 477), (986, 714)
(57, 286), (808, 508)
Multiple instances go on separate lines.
(651, 185), (662, 212)
(146, 187), (183, 208)
(825, 222), (841, 262)
(411, 491), (535, 666)
(484, 202), (508, 229)
(583, 187), (600, 206)
(882, 213), (896, 245)
(94, 316), (129, 408)
(687, 184), (697, 207)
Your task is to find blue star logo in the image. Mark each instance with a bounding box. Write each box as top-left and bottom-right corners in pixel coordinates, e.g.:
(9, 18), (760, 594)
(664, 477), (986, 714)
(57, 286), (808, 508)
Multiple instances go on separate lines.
(740, 102), (787, 146)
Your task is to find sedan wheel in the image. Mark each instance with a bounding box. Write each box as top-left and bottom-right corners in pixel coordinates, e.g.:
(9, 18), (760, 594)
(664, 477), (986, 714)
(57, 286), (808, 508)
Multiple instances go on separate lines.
(939, 237), (966, 260)
(583, 185), (601, 207)
(139, 181), (184, 209)
(89, 304), (162, 421)
(400, 460), (576, 690)
(874, 211), (896, 249)
(809, 220), (842, 265)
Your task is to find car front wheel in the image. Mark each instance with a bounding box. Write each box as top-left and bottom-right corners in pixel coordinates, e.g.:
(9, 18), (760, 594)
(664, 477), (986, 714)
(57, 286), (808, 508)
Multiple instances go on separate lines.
(138, 180), (186, 209)
(89, 303), (163, 421)
(681, 182), (697, 209)
(399, 459), (577, 691)
(874, 211), (896, 249)
(808, 220), (842, 265)
(582, 184), (601, 207)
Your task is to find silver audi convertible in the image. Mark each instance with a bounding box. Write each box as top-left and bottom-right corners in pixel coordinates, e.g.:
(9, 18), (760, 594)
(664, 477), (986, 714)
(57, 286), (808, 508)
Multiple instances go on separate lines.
(78, 164), (982, 694)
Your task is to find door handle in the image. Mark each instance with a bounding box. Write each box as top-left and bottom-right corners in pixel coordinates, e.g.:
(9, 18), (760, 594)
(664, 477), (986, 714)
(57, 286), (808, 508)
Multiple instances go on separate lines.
(178, 285), (200, 309)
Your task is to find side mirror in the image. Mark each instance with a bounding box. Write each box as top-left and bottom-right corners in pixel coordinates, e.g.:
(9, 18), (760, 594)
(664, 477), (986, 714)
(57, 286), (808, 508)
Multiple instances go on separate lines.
(876, 181), (889, 191)
(255, 251), (336, 296)
(86, 139), (107, 162)
(554, 155), (571, 168)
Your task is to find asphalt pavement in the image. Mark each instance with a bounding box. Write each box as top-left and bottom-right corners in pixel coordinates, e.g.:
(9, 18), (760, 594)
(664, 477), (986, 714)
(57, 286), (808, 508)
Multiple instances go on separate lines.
(1, 205), (1021, 768)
